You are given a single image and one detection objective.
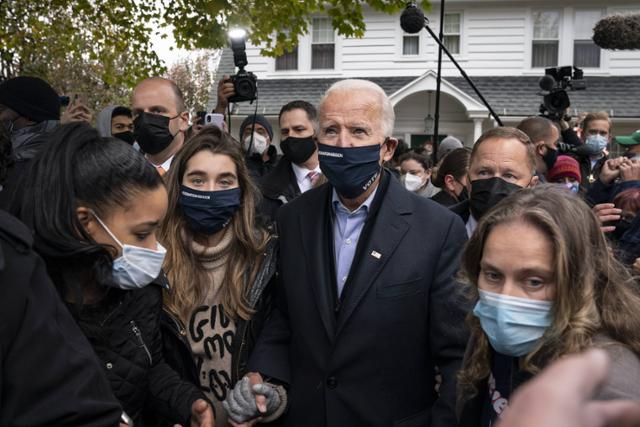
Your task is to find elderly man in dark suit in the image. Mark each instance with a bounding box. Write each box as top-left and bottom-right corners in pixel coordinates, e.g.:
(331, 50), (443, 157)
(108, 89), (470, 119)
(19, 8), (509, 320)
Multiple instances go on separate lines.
(225, 79), (469, 427)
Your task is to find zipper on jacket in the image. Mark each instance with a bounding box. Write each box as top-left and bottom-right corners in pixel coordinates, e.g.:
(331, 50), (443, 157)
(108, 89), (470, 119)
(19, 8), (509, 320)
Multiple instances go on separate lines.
(130, 320), (153, 365)
(233, 325), (249, 384)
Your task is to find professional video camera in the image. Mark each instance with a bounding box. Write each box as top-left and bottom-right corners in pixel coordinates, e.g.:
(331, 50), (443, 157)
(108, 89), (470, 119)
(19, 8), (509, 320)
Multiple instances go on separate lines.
(228, 29), (257, 104)
(538, 66), (586, 121)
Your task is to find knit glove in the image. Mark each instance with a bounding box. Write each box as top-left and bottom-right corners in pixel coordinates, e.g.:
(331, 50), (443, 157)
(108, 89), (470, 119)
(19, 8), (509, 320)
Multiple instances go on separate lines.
(223, 377), (286, 423)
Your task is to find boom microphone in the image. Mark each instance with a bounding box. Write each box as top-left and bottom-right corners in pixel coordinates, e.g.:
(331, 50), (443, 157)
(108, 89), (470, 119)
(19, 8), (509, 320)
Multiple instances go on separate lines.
(400, 3), (426, 34)
(593, 14), (640, 50)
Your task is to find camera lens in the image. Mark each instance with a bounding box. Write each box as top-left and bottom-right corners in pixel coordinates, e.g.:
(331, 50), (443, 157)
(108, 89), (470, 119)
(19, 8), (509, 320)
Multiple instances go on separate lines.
(236, 78), (255, 98)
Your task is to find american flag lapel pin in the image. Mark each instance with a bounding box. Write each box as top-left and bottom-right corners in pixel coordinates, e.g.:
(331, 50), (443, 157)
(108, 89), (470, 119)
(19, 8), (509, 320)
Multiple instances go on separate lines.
(371, 250), (382, 259)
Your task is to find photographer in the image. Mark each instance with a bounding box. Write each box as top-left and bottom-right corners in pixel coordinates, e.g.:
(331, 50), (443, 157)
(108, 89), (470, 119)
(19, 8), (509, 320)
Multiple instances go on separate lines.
(214, 76), (278, 179)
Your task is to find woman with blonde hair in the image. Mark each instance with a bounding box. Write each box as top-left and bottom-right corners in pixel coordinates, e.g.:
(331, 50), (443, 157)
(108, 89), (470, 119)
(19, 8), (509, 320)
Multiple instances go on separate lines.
(456, 185), (640, 426)
(158, 126), (284, 425)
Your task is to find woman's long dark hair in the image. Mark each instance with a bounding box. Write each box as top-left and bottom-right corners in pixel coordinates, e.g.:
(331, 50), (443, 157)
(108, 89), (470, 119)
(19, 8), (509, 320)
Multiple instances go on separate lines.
(11, 122), (163, 296)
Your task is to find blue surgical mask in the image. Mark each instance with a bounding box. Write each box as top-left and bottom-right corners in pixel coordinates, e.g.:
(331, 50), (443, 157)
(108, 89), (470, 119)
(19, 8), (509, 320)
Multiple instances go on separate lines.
(179, 186), (242, 235)
(559, 181), (580, 194)
(93, 213), (166, 290)
(473, 289), (553, 357)
(318, 142), (382, 199)
(585, 134), (608, 154)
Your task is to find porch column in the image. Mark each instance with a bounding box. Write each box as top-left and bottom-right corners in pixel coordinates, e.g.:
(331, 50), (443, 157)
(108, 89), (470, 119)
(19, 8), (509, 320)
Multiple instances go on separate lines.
(473, 118), (483, 143)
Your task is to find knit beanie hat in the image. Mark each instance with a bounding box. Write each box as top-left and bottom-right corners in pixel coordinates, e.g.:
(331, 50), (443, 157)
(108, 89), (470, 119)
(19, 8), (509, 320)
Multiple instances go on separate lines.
(438, 136), (464, 162)
(547, 155), (581, 183)
(239, 114), (273, 141)
(0, 76), (60, 122)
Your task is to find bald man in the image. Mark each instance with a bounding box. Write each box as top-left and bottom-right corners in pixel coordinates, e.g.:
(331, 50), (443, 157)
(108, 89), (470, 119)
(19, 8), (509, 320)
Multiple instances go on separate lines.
(131, 77), (190, 175)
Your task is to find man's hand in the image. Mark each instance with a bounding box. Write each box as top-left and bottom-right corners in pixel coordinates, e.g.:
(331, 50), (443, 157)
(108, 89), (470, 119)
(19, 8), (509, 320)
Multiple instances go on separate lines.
(633, 258), (640, 274)
(173, 399), (214, 427)
(593, 203), (621, 233)
(224, 373), (285, 427)
(213, 75), (235, 114)
(599, 158), (625, 185)
(619, 159), (640, 182)
(61, 99), (92, 124)
(498, 349), (640, 427)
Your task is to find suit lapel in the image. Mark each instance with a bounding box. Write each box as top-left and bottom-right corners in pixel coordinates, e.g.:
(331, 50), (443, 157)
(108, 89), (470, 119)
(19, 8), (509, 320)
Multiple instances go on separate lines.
(336, 179), (412, 336)
(299, 185), (337, 340)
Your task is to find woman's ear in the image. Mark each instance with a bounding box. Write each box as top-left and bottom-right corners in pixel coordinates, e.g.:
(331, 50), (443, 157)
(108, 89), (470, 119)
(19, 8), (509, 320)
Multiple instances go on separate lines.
(444, 174), (456, 192)
(76, 207), (98, 239)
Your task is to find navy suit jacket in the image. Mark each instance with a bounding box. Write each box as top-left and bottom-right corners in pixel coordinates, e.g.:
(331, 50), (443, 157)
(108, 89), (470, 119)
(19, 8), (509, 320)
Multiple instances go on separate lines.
(249, 172), (469, 427)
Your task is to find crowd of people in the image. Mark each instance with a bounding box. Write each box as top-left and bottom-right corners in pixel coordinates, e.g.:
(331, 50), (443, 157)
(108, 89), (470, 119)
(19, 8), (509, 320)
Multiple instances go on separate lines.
(1, 72), (640, 427)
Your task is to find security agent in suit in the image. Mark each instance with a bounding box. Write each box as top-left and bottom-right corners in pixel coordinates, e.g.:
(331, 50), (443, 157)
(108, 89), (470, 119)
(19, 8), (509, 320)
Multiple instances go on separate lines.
(228, 79), (469, 427)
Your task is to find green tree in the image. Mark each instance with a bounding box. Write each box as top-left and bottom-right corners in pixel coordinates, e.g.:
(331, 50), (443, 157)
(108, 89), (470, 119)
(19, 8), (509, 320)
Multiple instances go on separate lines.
(1, 0), (429, 109)
(166, 0), (430, 56)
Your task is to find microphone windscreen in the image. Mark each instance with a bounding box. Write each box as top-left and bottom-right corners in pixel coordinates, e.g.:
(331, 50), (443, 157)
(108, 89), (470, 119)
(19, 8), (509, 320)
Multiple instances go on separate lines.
(400, 4), (425, 34)
(593, 14), (640, 50)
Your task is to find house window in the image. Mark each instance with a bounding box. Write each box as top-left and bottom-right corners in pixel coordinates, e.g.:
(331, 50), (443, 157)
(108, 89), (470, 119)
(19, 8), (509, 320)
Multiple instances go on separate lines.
(403, 34), (420, 55)
(532, 10), (560, 68)
(574, 10), (602, 68)
(275, 46), (298, 71)
(312, 18), (335, 69)
(443, 13), (461, 54)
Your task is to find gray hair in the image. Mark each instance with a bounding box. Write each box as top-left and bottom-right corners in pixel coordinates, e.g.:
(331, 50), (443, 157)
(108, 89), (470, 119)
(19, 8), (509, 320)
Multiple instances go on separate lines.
(318, 79), (395, 137)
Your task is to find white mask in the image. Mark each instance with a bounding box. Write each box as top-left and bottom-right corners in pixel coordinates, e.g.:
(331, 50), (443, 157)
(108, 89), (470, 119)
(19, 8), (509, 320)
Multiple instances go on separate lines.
(244, 132), (269, 155)
(93, 213), (166, 290)
(404, 172), (424, 192)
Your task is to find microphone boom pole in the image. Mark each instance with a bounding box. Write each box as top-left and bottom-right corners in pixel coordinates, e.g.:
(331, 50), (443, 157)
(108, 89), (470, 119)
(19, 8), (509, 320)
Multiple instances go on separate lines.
(423, 21), (503, 126)
(433, 0), (445, 162)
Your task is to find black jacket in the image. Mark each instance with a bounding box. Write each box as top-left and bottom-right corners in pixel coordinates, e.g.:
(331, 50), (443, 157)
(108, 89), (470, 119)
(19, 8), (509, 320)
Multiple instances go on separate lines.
(70, 282), (206, 426)
(247, 146), (279, 181)
(431, 189), (460, 207)
(249, 171), (470, 427)
(160, 236), (279, 392)
(0, 210), (122, 427)
(259, 158), (301, 226)
(574, 154), (607, 189)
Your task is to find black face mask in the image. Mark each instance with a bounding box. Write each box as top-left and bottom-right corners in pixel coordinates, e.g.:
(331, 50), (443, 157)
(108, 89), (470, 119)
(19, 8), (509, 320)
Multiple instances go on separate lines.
(179, 186), (242, 235)
(456, 185), (469, 202)
(134, 112), (177, 155)
(113, 131), (135, 145)
(542, 146), (558, 171)
(469, 177), (523, 220)
(318, 142), (382, 199)
(280, 136), (317, 165)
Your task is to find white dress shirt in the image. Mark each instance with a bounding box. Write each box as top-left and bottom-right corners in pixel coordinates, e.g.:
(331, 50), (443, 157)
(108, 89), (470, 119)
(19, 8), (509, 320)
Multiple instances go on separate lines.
(291, 162), (322, 194)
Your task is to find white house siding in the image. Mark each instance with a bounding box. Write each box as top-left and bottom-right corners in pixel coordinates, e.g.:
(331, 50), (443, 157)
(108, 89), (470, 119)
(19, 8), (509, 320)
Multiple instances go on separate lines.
(216, 1), (639, 145)
(240, 1), (640, 80)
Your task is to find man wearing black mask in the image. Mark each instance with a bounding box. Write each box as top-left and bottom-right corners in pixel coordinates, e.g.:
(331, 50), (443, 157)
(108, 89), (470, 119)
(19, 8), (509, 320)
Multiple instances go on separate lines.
(451, 127), (538, 236)
(131, 77), (189, 176)
(232, 79), (468, 427)
(517, 116), (560, 182)
(96, 105), (136, 145)
(259, 100), (322, 224)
